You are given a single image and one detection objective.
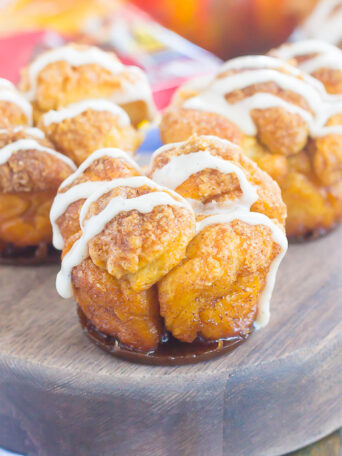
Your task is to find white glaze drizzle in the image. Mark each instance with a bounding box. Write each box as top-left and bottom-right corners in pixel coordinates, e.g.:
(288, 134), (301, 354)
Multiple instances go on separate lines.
(196, 211), (288, 328)
(301, 54), (342, 74)
(59, 147), (141, 190)
(50, 181), (106, 250)
(302, 0), (342, 45)
(0, 88), (32, 124)
(42, 99), (130, 127)
(0, 126), (45, 138)
(313, 125), (342, 137)
(149, 141), (188, 165)
(56, 176), (192, 298)
(216, 55), (326, 92)
(183, 55), (342, 136)
(312, 102), (342, 137)
(151, 151), (258, 211)
(78, 176), (191, 228)
(275, 40), (342, 59)
(0, 139), (76, 169)
(275, 40), (342, 74)
(50, 148), (141, 249)
(186, 91), (314, 136)
(0, 78), (15, 89)
(23, 45), (156, 117)
(149, 136), (238, 166)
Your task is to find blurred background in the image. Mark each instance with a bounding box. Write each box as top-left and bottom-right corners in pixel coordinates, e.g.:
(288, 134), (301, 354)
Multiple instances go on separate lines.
(0, 0), (340, 108)
(0, 0), (321, 59)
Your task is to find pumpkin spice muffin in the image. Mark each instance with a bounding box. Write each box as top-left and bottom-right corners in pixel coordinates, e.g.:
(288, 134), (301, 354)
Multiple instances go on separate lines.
(160, 55), (342, 239)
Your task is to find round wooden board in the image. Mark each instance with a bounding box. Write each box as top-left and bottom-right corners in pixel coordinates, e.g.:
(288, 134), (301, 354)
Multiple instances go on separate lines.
(0, 228), (341, 456)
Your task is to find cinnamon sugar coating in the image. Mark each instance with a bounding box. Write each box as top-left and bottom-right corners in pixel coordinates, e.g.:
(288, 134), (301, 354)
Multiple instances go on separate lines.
(39, 108), (142, 166)
(56, 153), (140, 246)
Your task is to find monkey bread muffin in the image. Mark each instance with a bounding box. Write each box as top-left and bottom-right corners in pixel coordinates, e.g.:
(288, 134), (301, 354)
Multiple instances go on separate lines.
(52, 137), (287, 360)
(160, 55), (342, 240)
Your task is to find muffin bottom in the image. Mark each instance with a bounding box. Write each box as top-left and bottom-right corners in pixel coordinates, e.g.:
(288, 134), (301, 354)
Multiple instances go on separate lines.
(288, 222), (339, 243)
(77, 306), (250, 365)
(0, 241), (59, 265)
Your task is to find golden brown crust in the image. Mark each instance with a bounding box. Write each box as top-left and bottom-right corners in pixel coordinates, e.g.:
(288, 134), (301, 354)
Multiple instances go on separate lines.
(39, 109), (142, 166)
(82, 184), (196, 291)
(158, 220), (280, 342)
(310, 68), (342, 95)
(0, 128), (49, 148)
(72, 258), (162, 352)
(160, 107), (243, 146)
(251, 107), (309, 156)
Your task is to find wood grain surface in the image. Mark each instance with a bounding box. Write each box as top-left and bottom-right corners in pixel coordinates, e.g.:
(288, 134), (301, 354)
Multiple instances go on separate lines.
(0, 226), (341, 456)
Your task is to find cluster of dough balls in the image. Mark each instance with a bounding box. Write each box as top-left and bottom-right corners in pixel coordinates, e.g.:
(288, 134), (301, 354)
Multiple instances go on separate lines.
(52, 136), (287, 352)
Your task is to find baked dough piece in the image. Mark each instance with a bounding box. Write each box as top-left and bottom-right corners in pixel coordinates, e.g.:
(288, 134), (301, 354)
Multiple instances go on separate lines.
(39, 99), (142, 166)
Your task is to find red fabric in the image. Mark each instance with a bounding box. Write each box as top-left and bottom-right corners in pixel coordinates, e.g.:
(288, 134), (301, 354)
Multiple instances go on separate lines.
(0, 31), (46, 83)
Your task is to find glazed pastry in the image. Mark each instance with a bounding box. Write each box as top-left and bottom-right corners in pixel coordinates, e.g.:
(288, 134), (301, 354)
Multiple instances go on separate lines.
(160, 55), (342, 239)
(39, 99), (142, 165)
(52, 150), (196, 352)
(0, 78), (32, 128)
(0, 127), (75, 261)
(53, 136), (287, 356)
(19, 43), (156, 126)
(271, 40), (342, 95)
(302, 0), (342, 49)
(149, 135), (287, 341)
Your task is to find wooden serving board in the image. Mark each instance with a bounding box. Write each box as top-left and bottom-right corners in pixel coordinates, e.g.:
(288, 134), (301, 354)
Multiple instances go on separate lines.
(0, 227), (341, 456)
